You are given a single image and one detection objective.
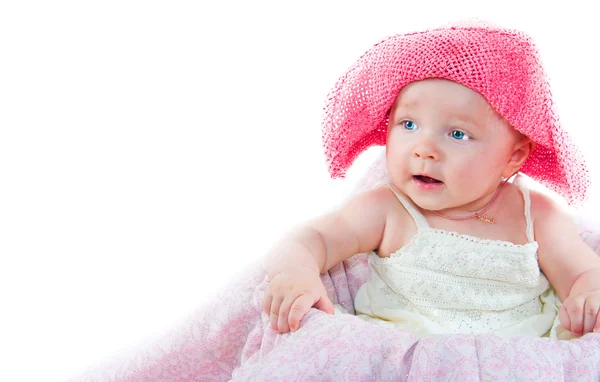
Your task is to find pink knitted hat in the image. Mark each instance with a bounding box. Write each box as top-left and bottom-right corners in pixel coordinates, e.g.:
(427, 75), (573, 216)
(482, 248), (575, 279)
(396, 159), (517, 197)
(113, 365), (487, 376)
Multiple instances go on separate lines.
(322, 21), (590, 204)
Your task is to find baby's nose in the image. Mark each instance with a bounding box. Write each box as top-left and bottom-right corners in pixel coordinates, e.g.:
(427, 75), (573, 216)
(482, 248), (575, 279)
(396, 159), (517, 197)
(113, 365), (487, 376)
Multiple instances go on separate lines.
(413, 139), (440, 160)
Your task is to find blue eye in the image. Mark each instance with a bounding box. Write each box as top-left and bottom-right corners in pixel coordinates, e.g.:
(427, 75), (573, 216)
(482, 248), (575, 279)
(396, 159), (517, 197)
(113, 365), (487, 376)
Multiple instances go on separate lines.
(403, 121), (417, 131)
(451, 130), (470, 140)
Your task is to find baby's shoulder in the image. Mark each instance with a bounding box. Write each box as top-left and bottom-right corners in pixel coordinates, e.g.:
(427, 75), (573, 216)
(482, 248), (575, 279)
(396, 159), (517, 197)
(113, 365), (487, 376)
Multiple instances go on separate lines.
(364, 184), (416, 223)
(357, 184), (408, 209)
(526, 186), (578, 242)
(348, 185), (415, 257)
(344, 184), (412, 221)
(527, 187), (569, 221)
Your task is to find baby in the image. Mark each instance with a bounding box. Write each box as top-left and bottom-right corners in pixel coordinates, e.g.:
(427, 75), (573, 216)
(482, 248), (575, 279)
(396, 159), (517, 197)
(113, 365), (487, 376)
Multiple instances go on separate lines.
(262, 21), (600, 339)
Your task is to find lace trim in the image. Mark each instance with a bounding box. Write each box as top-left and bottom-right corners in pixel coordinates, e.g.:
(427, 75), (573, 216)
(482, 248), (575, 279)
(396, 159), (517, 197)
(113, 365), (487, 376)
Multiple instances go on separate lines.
(384, 267), (546, 291)
(420, 228), (537, 248)
(373, 228), (539, 264)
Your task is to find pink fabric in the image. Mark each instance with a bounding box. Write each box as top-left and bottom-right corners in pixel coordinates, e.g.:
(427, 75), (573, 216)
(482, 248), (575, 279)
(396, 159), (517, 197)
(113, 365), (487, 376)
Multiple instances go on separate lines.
(72, 155), (600, 381)
(321, 20), (590, 204)
(73, 227), (600, 381)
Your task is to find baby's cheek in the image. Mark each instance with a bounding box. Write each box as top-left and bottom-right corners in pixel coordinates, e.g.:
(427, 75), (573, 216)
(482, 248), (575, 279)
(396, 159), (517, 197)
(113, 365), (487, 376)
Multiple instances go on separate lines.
(450, 161), (491, 193)
(453, 160), (482, 181)
(386, 148), (410, 172)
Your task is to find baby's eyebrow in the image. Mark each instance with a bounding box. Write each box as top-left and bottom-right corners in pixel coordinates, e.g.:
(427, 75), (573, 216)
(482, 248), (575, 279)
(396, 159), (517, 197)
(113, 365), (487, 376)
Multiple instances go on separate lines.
(390, 103), (416, 117)
(394, 98), (419, 110)
(448, 116), (483, 129)
(449, 114), (476, 123)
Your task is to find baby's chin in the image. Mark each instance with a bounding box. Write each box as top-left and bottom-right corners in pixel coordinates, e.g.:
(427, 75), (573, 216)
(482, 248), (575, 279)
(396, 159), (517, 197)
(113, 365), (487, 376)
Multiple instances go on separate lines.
(403, 191), (450, 211)
(410, 198), (446, 212)
(387, 179), (451, 210)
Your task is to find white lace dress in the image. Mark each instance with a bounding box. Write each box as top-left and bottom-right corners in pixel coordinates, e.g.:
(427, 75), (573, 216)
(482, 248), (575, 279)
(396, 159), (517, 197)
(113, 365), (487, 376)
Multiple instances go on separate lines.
(336, 180), (569, 339)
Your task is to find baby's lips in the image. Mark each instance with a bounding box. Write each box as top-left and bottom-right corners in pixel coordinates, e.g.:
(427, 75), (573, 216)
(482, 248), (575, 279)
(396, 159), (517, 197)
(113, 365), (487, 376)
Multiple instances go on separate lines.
(414, 174), (443, 183)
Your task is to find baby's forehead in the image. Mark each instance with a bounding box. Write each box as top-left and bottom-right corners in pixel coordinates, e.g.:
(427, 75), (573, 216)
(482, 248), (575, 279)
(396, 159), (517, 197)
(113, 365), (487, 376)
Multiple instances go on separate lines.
(391, 79), (499, 121)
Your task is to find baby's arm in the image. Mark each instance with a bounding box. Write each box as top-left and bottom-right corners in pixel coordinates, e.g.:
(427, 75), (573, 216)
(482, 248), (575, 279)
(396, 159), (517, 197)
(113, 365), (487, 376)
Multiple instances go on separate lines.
(262, 186), (391, 333)
(534, 192), (600, 336)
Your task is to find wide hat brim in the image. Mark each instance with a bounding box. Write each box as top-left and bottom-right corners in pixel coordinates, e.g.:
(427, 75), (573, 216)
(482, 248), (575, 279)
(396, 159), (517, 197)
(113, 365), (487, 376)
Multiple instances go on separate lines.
(321, 23), (590, 204)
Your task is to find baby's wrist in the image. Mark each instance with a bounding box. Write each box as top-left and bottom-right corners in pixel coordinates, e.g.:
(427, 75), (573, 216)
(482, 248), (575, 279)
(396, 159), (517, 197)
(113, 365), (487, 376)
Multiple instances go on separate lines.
(568, 267), (600, 298)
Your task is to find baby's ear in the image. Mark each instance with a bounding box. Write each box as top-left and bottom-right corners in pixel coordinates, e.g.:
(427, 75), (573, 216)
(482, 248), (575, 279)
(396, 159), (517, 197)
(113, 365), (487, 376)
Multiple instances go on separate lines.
(503, 138), (535, 178)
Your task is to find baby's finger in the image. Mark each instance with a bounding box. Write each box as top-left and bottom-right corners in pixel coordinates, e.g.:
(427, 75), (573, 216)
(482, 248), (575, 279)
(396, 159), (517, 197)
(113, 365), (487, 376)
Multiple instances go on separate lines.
(262, 291), (273, 316)
(559, 304), (571, 332)
(314, 294), (335, 315)
(277, 296), (297, 333)
(288, 294), (314, 332)
(583, 295), (600, 335)
(567, 296), (585, 336)
(269, 296), (284, 332)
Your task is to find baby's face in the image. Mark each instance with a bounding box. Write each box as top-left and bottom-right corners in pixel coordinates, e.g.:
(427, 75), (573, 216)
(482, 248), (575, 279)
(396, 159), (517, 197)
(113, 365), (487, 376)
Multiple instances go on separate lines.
(386, 78), (523, 212)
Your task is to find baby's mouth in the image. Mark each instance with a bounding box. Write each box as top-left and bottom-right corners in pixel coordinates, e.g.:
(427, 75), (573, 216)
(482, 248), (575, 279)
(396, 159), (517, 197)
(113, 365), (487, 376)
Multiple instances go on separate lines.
(413, 175), (443, 184)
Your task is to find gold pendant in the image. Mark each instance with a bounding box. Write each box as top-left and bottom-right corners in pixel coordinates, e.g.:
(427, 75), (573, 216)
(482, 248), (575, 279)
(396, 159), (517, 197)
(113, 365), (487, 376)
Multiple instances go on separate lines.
(475, 214), (496, 224)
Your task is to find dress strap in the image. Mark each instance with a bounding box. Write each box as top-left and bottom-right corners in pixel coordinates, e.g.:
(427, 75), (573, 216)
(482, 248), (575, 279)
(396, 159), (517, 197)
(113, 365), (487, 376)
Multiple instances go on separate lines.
(387, 185), (429, 231)
(513, 175), (535, 242)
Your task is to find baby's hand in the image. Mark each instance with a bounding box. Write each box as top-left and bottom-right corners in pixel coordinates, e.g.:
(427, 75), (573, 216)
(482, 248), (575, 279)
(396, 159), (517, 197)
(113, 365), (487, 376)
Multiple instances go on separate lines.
(262, 268), (334, 333)
(558, 289), (600, 336)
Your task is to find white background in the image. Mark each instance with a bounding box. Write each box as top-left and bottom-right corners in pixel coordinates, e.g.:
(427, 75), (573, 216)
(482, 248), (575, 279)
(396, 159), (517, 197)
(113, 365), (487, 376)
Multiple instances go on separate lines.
(1, 1), (599, 380)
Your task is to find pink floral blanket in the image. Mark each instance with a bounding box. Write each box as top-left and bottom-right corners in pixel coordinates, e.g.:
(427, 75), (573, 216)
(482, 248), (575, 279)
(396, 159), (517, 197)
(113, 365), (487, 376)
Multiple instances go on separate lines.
(74, 157), (600, 381)
(74, 221), (600, 381)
